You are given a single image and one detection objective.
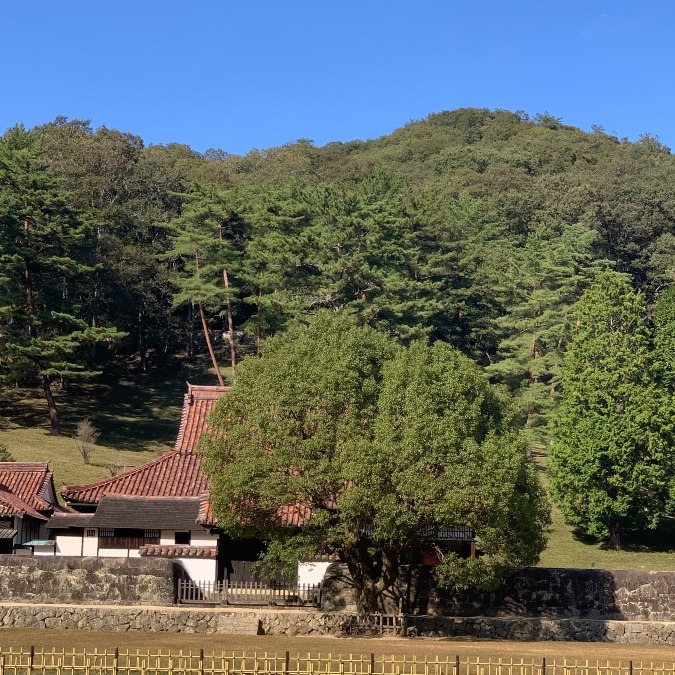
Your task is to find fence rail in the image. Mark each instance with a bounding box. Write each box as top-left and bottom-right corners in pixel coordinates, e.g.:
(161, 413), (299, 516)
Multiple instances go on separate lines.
(0, 648), (674, 675)
(177, 580), (322, 606)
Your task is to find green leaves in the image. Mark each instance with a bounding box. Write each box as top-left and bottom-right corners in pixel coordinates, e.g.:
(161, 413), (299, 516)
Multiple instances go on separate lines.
(549, 271), (675, 545)
(202, 313), (549, 610)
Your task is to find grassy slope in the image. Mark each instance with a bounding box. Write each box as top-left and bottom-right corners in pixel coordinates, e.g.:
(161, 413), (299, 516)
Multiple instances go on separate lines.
(534, 449), (675, 571)
(0, 356), (224, 497)
(2, 361), (674, 570)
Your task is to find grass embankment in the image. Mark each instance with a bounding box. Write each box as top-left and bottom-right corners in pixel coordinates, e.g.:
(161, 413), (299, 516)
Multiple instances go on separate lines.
(0, 357), (224, 493)
(2, 362), (675, 570)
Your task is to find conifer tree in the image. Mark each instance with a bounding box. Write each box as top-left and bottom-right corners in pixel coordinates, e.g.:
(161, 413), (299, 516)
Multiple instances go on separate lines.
(0, 125), (124, 433)
(549, 271), (675, 547)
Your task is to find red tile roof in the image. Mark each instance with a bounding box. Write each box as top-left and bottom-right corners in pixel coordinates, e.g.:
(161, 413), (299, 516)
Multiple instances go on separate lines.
(174, 384), (230, 453)
(0, 490), (48, 521)
(62, 446), (210, 504)
(198, 492), (216, 527)
(62, 384), (229, 507)
(139, 544), (217, 558)
(0, 463), (58, 519)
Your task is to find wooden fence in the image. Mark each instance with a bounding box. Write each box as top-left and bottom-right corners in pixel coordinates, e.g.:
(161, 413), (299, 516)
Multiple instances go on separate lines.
(176, 580), (322, 606)
(0, 649), (675, 675)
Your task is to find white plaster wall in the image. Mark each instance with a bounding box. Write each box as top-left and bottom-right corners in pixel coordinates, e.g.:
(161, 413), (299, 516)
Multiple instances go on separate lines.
(177, 558), (216, 582)
(297, 561), (331, 585)
(32, 546), (55, 557)
(82, 535), (98, 556)
(159, 530), (175, 545)
(159, 530), (218, 546)
(54, 535), (82, 556)
(191, 531), (218, 545)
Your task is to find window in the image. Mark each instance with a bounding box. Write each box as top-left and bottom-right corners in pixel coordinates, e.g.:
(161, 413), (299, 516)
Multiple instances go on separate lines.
(85, 529), (97, 538)
(174, 531), (191, 545)
(98, 528), (160, 549)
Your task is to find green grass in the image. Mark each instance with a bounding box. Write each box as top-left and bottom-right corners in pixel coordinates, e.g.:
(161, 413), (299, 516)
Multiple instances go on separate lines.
(0, 355), (227, 493)
(533, 448), (675, 571)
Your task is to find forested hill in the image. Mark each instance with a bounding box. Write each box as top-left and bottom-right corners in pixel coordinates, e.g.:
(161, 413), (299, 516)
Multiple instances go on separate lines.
(1, 108), (675, 441)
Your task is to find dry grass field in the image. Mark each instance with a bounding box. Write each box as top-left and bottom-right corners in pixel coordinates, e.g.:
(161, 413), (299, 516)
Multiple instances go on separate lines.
(0, 630), (674, 662)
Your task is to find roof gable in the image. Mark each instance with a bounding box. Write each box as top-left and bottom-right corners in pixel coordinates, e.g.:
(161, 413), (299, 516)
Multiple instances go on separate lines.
(0, 462), (58, 517)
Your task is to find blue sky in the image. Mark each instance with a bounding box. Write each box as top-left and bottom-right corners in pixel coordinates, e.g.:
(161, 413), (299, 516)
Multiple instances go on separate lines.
(1, 2), (673, 155)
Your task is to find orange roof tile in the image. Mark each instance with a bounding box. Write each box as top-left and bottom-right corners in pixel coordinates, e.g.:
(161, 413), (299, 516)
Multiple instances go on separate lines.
(62, 385), (229, 507)
(139, 544), (217, 558)
(62, 448), (211, 504)
(0, 462), (57, 515)
(174, 383), (230, 453)
(0, 490), (48, 521)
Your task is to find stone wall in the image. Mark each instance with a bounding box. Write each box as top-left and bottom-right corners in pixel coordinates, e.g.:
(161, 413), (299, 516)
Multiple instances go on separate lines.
(0, 556), (177, 606)
(321, 564), (675, 621)
(3, 603), (675, 645)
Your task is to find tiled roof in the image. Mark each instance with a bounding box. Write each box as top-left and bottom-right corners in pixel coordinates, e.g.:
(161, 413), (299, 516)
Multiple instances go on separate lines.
(62, 449), (210, 505)
(0, 490), (48, 521)
(197, 492), (215, 527)
(139, 544), (217, 558)
(278, 502), (312, 527)
(174, 384), (230, 453)
(91, 495), (204, 530)
(47, 513), (95, 529)
(0, 462), (58, 518)
(62, 384), (229, 508)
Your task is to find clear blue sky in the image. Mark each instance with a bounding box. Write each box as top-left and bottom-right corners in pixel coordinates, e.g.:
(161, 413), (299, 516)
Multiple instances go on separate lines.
(1, 2), (673, 155)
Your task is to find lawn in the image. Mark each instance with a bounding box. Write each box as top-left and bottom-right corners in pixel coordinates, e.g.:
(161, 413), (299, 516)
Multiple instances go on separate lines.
(0, 356), (225, 492)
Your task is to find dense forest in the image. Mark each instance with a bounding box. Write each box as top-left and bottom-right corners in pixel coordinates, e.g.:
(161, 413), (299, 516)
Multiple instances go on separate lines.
(2, 107), (674, 445)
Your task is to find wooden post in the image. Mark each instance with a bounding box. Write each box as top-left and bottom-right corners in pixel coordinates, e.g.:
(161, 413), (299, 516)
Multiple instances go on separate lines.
(113, 648), (119, 675)
(541, 657), (546, 675)
(285, 651), (290, 675)
(455, 655), (460, 675)
(370, 654), (375, 675)
(200, 649), (204, 675)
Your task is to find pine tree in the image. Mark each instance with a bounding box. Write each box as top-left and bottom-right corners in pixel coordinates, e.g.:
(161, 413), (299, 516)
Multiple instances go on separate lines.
(0, 125), (125, 433)
(487, 223), (609, 441)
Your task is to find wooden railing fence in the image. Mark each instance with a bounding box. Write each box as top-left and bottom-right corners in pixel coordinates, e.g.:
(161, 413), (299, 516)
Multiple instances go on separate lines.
(0, 649), (674, 675)
(177, 580), (322, 606)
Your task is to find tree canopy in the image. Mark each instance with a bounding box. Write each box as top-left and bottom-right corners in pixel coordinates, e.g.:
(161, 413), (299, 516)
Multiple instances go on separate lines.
(202, 313), (549, 611)
(549, 271), (675, 547)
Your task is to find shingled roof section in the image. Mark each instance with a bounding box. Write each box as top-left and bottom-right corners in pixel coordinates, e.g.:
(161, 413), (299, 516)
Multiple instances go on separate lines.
(62, 384), (229, 507)
(91, 495), (204, 530)
(0, 462), (58, 518)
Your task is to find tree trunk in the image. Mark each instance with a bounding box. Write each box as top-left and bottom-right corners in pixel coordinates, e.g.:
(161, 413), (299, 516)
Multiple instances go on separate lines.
(222, 269), (236, 368)
(41, 375), (61, 435)
(138, 308), (148, 373)
(609, 520), (621, 549)
(256, 286), (262, 356)
(342, 541), (401, 614)
(198, 301), (225, 386)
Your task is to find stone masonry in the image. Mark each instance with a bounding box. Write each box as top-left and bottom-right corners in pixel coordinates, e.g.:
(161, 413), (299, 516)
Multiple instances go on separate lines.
(3, 604), (675, 645)
(0, 555), (176, 606)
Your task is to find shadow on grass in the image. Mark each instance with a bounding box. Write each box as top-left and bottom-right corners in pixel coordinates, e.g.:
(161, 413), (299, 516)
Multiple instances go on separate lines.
(569, 520), (675, 554)
(0, 355), (222, 452)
